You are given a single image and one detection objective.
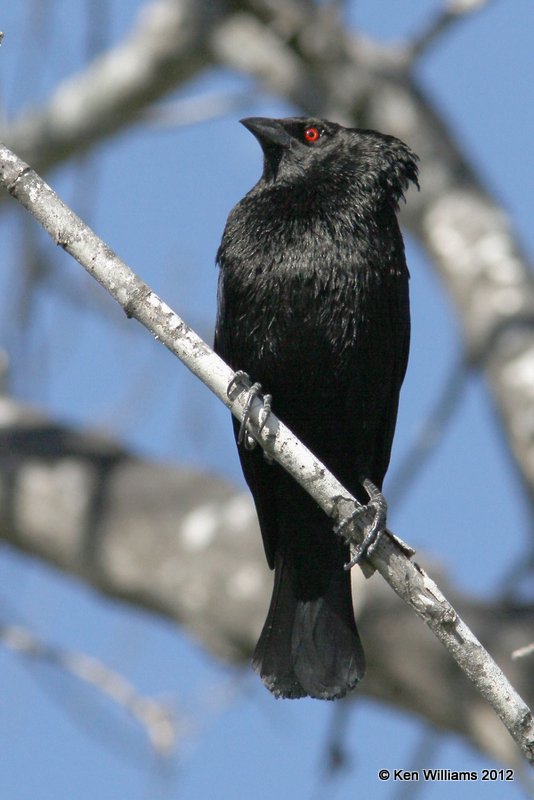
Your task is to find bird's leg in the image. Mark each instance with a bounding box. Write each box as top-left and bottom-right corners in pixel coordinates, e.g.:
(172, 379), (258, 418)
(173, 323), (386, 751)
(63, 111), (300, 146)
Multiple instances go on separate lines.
(334, 479), (388, 570)
(227, 370), (272, 451)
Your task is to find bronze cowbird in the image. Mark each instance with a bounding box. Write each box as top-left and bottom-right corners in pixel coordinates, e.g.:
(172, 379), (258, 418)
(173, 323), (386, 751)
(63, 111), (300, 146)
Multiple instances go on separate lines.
(215, 117), (418, 699)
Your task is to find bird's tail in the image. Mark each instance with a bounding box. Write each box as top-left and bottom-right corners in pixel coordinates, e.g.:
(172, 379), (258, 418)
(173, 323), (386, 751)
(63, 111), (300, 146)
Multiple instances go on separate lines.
(252, 545), (365, 700)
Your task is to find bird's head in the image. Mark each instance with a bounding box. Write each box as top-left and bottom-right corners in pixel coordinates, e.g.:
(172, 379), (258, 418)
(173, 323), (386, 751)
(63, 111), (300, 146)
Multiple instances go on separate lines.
(240, 116), (418, 208)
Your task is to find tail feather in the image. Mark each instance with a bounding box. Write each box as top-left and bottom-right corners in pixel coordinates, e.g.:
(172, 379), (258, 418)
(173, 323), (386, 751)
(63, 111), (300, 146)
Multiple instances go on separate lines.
(252, 548), (365, 700)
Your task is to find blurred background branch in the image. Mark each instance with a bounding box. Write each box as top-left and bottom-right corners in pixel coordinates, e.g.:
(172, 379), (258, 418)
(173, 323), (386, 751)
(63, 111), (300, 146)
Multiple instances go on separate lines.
(0, 0), (533, 795)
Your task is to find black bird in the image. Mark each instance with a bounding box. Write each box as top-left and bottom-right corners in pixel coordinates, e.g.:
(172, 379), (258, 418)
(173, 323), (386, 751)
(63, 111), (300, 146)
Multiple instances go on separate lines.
(214, 117), (418, 700)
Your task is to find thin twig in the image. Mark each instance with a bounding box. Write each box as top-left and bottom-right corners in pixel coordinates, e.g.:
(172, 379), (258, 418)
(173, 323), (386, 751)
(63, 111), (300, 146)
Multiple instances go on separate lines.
(392, 729), (442, 800)
(512, 642), (534, 662)
(405, 0), (492, 62)
(0, 622), (177, 755)
(142, 90), (257, 129)
(387, 356), (468, 507)
(323, 700), (353, 776)
(1, 142), (533, 764)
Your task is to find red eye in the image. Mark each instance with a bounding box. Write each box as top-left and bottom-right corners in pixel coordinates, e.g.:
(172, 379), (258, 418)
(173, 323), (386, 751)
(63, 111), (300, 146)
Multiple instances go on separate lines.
(304, 127), (321, 143)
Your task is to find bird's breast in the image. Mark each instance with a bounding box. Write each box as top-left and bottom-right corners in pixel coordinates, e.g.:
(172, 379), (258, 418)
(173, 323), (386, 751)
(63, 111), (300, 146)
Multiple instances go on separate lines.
(216, 189), (408, 393)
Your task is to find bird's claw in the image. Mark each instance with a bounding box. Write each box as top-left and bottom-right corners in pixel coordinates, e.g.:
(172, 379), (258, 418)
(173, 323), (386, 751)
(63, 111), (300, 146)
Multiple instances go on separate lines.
(227, 371), (272, 450)
(334, 479), (388, 570)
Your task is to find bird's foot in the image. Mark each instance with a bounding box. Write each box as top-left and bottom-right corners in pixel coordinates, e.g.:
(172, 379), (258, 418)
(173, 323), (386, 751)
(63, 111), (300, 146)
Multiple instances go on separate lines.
(227, 370), (272, 451)
(334, 479), (387, 570)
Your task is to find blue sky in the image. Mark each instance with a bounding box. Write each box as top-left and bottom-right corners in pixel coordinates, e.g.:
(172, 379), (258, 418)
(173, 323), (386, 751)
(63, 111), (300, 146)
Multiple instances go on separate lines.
(0, 1), (533, 798)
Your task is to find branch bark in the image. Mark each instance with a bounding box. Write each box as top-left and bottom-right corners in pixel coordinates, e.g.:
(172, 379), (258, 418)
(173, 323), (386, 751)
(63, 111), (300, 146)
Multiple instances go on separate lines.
(0, 0), (223, 173)
(1, 395), (533, 770)
(212, 1), (534, 504)
(2, 142), (533, 764)
(4, 0), (532, 505)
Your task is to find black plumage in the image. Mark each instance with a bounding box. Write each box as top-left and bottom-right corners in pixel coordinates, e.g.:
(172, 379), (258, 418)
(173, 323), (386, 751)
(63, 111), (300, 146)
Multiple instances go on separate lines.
(214, 117), (418, 700)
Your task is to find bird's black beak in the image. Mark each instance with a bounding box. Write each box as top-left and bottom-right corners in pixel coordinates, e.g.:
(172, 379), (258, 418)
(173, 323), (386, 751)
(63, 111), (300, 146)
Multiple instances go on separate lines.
(240, 117), (291, 149)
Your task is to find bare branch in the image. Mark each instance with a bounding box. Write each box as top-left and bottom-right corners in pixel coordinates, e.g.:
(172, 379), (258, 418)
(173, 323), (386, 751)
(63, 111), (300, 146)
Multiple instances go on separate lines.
(142, 90), (257, 129)
(0, 622), (177, 755)
(387, 357), (468, 507)
(211, 4), (534, 507)
(0, 0), (223, 173)
(1, 395), (533, 766)
(404, 0), (493, 62)
(512, 643), (534, 662)
(2, 142), (533, 764)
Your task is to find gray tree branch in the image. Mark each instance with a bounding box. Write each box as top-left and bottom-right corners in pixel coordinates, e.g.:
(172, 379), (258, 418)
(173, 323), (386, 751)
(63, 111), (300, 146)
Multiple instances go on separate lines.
(0, 0), (222, 173)
(1, 0), (534, 771)
(212, 1), (534, 505)
(0, 395), (533, 771)
(1, 142), (533, 764)
(3, 0), (532, 505)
